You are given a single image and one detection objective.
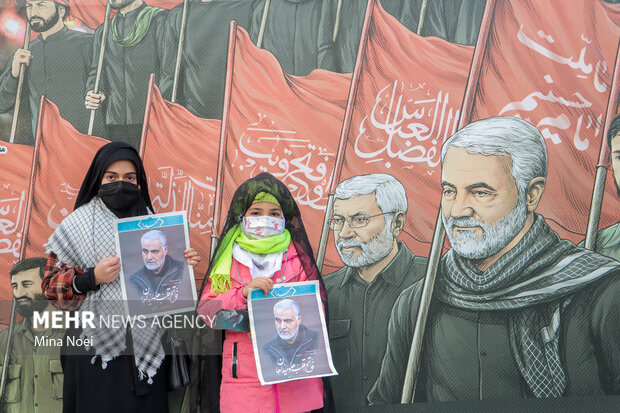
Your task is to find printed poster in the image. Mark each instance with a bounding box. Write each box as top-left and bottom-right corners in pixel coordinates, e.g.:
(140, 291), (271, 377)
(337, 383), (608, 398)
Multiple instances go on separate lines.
(115, 211), (197, 317)
(248, 281), (337, 385)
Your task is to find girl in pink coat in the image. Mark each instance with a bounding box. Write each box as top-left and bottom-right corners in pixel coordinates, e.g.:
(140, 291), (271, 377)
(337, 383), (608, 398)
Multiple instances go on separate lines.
(197, 173), (332, 413)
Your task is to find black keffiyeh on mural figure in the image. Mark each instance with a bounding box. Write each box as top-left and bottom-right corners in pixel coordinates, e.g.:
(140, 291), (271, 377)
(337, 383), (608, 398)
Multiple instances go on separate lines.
(439, 214), (619, 397)
(45, 142), (168, 412)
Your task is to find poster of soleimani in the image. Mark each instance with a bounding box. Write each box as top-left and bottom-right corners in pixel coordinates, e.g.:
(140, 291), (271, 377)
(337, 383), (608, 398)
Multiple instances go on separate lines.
(115, 211), (197, 317)
(248, 281), (337, 385)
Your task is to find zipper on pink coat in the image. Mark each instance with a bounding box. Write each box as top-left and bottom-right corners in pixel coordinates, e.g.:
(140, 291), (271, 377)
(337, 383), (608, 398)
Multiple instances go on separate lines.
(274, 384), (280, 413)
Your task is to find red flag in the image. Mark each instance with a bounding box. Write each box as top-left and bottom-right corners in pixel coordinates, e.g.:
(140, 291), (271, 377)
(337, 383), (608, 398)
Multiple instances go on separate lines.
(463, 0), (620, 243)
(216, 23), (351, 262)
(64, 0), (107, 29)
(22, 98), (108, 259)
(333, 0), (474, 259)
(141, 78), (221, 280)
(0, 142), (33, 327)
(64, 1), (183, 30)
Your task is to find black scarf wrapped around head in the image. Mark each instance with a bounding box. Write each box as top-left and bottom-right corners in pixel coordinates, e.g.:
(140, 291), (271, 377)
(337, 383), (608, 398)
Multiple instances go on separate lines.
(74, 141), (152, 217)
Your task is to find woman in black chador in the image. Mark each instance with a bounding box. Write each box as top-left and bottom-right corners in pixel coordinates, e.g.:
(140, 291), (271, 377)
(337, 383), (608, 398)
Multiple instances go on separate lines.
(42, 142), (200, 412)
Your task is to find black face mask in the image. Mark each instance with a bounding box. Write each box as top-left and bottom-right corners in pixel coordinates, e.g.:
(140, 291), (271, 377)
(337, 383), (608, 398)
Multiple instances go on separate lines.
(98, 181), (142, 212)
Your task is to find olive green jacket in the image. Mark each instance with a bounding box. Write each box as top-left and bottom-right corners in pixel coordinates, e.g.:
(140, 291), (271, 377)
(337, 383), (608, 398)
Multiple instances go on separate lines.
(0, 318), (65, 413)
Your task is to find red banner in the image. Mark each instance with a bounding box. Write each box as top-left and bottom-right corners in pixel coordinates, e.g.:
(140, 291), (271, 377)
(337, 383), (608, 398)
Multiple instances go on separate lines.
(218, 24), (351, 263)
(65, 0), (107, 29)
(0, 142), (33, 326)
(34, 1), (185, 30)
(141, 80), (221, 280)
(465, 0), (620, 243)
(22, 98), (108, 259)
(335, 0), (474, 258)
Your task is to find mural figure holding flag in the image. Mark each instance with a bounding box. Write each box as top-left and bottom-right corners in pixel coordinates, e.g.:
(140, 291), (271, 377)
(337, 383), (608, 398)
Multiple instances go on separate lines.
(250, 0), (337, 75)
(323, 0), (486, 73)
(160, 0), (254, 118)
(84, 0), (168, 149)
(0, 258), (65, 413)
(368, 116), (620, 403)
(583, 113), (620, 261)
(0, 0), (99, 141)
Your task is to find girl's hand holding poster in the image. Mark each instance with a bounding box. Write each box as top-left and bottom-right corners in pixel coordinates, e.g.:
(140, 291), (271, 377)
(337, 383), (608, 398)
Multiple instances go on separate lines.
(248, 281), (337, 385)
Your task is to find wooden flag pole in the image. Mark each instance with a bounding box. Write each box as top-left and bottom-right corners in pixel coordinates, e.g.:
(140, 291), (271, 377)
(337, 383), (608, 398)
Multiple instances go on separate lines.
(332, 0), (343, 42)
(584, 38), (620, 250)
(138, 74), (156, 159)
(315, 0), (376, 271)
(9, 20), (31, 144)
(416, 0), (428, 35)
(400, 209), (445, 402)
(256, 0), (271, 48)
(0, 300), (17, 402)
(88, 1), (112, 135)
(211, 21), (238, 260)
(401, 0), (498, 403)
(171, 0), (190, 103)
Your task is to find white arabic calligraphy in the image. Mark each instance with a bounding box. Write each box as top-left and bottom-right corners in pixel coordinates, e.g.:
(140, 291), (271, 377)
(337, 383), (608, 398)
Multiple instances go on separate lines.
(233, 114), (332, 210)
(0, 188), (27, 257)
(46, 182), (79, 230)
(141, 285), (179, 305)
(151, 166), (214, 234)
(274, 356), (315, 376)
(518, 25), (593, 75)
(355, 80), (458, 169)
(498, 25), (609, 152)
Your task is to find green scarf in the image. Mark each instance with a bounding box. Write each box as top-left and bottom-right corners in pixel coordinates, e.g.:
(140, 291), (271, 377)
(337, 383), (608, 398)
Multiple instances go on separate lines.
(209, 224), (291, 294)
(112, 6), (163, 47)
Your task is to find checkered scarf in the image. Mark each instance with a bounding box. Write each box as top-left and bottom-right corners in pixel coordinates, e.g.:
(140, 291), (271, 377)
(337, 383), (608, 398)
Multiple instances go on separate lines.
(46, 197), (165, 383)
(439, 214), (619, 397)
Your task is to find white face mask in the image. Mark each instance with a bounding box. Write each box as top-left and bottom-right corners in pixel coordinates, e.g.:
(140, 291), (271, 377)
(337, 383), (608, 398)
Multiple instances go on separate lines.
(242, 215), (286, 239)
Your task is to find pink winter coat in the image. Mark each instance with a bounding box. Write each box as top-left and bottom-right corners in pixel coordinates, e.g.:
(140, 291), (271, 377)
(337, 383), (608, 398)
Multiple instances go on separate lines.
(198, 242), (324, 413)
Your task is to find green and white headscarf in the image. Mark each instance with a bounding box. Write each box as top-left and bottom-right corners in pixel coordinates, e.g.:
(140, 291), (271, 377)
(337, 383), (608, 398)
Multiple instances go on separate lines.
(209, 192), (291, 294)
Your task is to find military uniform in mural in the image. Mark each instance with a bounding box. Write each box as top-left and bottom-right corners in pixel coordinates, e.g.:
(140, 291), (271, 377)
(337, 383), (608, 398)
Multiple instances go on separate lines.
(160, 0), (254, 119)
(0, 319), (65, 413)
(0, 27), (99, 140)
(323, 0), (486, 73)
(324, 242), (426, 407)
(86, 3), (168, 148)
(250, 0), (336, 75)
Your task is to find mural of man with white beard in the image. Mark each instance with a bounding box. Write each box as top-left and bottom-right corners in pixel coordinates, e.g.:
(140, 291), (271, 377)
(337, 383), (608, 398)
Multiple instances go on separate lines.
(323, 174), (427, 407)
(368, 116), (620, 404)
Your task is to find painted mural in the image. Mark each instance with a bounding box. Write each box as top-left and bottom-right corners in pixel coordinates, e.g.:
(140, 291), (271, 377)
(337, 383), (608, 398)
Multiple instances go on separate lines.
(0, 0), (619, 412)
